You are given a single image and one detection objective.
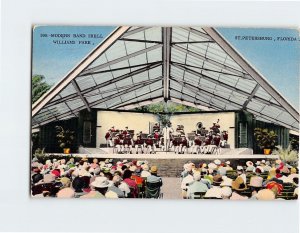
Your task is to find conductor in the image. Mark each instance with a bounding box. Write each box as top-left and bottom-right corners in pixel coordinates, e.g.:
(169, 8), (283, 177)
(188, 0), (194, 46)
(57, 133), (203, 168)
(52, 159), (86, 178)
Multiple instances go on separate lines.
(162, 122), (173, 152)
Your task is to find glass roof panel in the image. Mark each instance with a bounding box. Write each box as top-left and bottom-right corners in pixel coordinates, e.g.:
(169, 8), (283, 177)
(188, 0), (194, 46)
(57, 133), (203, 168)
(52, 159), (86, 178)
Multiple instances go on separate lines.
(59, 84), (77, 98)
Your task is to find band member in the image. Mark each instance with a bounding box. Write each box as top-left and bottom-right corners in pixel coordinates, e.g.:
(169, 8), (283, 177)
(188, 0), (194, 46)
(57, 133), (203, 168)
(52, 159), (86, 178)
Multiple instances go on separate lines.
(210, 119), (220, 135)
(153, 123), (160, 132)
(153, 130), (160, 146)
(172, 137), (180, 154)
(122, 126), (129, 136)
(211, 133), (221, 154)
(162, 122), (174, 152)
(222, 130), (228, 141)
(176, 125), (185, 135)
(213, 133), (221, 147)
(159, 137), (165, 151)
(200, 134), (212, 154)
(110, 126), (116, 132)
(192, 134), (202, 154)
(145, 135), (156, 154)
(114, 134), (122, 153)
(220, 130), (228, 148)
(179, 135), (188, 154)
(134, 135), (144, 154)
(122, 134), (133, 154)
(105, 129), (112, 147)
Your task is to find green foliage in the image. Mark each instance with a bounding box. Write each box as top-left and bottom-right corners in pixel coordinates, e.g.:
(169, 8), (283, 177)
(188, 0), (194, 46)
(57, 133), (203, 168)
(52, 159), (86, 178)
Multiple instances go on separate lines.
(254, 128), (278, 149)
(289, 135), (299, 151)
(135, 102), (199, 114)
(135, 102), (199, 127)
(32, 75), (52, 104)
(272, 144), (299, 166)
(33, 148), (45, 161)
(55, 126), (75, 149)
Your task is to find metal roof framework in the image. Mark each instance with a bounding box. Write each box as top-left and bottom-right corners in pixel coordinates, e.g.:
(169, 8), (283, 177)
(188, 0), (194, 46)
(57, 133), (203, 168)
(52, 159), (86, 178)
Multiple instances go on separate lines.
(32, 26), (299, 130)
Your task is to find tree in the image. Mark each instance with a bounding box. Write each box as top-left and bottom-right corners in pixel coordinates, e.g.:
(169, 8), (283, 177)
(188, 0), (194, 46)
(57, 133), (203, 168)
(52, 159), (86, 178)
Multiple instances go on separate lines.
(135, 102), (200, 127)
(32, 75), (52, 104)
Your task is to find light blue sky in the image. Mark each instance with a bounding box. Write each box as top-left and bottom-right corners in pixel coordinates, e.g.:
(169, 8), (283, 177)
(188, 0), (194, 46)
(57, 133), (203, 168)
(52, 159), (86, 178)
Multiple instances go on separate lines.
(32, 26), (299, 109)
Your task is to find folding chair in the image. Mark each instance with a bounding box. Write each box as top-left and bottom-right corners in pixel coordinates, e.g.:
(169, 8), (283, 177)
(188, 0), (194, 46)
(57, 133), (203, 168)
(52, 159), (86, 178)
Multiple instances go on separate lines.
(145, 181), (163, 199)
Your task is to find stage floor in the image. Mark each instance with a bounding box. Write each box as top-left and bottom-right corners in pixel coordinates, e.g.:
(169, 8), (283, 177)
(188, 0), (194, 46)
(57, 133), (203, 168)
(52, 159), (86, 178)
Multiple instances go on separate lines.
(47, 152), (279, 160)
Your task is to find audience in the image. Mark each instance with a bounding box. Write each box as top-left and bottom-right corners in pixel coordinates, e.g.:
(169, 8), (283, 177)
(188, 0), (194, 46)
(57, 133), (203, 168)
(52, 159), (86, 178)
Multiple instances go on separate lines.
(31, 156), (298, 200)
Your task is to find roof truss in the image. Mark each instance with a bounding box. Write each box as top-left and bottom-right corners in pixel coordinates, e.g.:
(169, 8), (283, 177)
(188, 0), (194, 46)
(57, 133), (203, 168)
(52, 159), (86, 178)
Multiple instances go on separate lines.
(32, 26), (299, 131)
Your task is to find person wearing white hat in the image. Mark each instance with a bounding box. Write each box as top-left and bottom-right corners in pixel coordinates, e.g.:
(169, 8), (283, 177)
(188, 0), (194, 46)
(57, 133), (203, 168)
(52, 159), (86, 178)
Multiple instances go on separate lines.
(221, 186), (232, 199)
(220, 176), (233, 187)
(214, 159), (221, 166)
(186, 172), (209, 199)
(141, 164), (151, 178)
(81, 176), (110, 198)
(225, 161), (233, 171)
(246, 161), (255, 172)
(204, 186), (222, 199)
(181, 170), (194, 199)
(237, 166), (247, 184)
(208, 162), (217, 171)
(56, 187), (75, 198)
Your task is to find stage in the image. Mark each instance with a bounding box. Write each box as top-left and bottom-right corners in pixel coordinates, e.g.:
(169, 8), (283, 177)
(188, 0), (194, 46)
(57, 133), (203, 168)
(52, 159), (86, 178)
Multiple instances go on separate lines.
(46, 150), (279, 160)
(43, 147), (279, 177)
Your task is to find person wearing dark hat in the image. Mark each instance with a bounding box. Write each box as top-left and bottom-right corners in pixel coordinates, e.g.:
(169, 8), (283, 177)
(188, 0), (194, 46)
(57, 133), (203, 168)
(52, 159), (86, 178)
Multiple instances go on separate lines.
(72, 176), (86, 198)
(134, 135), (144, 154)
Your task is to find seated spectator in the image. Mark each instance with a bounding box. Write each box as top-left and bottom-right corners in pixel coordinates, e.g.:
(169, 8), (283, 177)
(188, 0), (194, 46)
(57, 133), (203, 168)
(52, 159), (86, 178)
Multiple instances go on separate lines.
(57, 187), (75, 198)
(187, 171), (209, 199)
(123, 170), (138, 198)
(141, 164), (151, 178)
(81, 177), (110, 198)
(147, 166), (163, 185)
(230, 176), (249, 200)
(108, 175), (125, 198)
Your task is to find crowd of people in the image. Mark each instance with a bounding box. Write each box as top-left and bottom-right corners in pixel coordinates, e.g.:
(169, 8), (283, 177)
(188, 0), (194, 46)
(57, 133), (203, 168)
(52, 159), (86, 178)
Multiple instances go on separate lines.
(31, 155), (298, 200)
(180, 159), (298, 200)
(31, 157), (162, 198)
(104, 121), (229, 155)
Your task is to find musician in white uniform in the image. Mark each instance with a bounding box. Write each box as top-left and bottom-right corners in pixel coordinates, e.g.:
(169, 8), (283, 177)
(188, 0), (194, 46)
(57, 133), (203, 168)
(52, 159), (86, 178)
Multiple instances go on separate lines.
(162, 122), (174, 152)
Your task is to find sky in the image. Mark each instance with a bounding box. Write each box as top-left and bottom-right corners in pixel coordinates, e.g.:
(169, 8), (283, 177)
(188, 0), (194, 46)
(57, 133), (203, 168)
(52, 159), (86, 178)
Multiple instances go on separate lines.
(32, 26), (299, 109)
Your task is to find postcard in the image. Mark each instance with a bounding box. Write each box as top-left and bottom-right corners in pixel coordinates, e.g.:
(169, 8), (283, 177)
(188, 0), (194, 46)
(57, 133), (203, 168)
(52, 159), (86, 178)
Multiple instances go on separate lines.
(31, 26), (299, 200)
